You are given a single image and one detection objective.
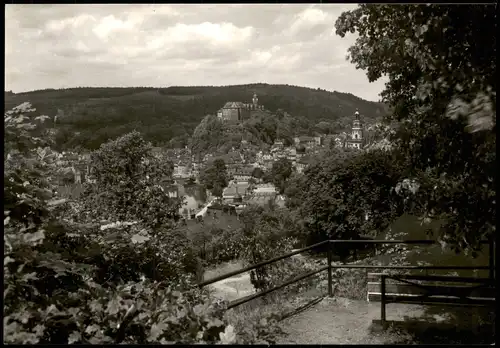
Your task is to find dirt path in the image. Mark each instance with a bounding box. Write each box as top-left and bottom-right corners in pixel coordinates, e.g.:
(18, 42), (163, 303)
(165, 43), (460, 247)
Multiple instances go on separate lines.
(278, 297), (426, 344)
(203, 261), (256, 303)
(207, 273), (256, 302)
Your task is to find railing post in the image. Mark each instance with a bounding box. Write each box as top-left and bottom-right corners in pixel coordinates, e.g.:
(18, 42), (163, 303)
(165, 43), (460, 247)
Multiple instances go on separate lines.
(327, 242), (333, 297)
(381, 274), (387, 328)
(489, 240), (495, 281)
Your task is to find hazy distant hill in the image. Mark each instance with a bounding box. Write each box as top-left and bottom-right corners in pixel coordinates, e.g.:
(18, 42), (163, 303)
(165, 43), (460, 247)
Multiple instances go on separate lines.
(4, 84), (388, 150)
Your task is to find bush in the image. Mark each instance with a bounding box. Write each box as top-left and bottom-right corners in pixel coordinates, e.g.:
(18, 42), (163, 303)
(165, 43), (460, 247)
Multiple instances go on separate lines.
(194, 227), (250, 267)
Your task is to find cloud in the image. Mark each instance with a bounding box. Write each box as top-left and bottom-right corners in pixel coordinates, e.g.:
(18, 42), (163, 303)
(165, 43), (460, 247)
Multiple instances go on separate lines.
(147, 22), (253, 55)
(45, 13), (97, 33)
(287, 7), (331, 36)
(92, 15), (138, 40)
(5, 4), (387, 101)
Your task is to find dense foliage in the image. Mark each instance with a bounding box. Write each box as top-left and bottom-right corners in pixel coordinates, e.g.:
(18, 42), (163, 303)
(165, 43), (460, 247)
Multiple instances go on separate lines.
(200, 159), (229, 199)
(265, 158), (294, 194)
(5, 84), (387, 151)
(190, 115), (225, 156)
(335, 4), (496, 251)
(281, 4), (496, 256)
(287, 148), (404, 250)
(238, 205), (307, 292)
(4, 104), (238, 344)
(82, 131), (182, 229)
(190, 110), (317, 156)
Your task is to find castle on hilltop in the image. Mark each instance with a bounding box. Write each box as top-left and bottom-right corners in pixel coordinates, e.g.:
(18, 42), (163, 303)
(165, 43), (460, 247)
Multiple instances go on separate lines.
(217, 93), (264, 123)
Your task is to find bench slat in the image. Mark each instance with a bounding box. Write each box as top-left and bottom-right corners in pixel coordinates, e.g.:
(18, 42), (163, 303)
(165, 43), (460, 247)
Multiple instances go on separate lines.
(367, 282), (496, 298)
(367, 273), (492, 284)
(367, 293), (495, 305)
(392, 274), (493, 283)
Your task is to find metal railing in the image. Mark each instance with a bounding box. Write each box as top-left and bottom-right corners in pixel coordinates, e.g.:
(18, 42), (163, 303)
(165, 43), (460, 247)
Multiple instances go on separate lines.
(378, 273), (496, 325)
(198, 239), (494, 310)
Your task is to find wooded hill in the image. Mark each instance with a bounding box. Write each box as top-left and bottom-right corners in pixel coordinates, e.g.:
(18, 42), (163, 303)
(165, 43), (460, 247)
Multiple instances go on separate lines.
(4, 84), (388, 150)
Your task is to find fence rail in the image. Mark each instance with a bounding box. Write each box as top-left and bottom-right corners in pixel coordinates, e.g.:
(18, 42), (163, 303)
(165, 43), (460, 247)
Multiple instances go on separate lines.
(198, 239), (494, 310)
(197, 240), (329, 287)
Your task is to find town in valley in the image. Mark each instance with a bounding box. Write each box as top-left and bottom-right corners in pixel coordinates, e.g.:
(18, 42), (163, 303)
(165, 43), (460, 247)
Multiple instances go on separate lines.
(50, 91), (376, 221)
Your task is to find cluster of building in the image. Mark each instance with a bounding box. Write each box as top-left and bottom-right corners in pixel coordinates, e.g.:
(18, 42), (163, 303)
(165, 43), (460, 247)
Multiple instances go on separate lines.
(162, 108), (366, 182)
(53, 151), (92, 185)
(220, 178), (285, 215)
(64, 107), (366, 190)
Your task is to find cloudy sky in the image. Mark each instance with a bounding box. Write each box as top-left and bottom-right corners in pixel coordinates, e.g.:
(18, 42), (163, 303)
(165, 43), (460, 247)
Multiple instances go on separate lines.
(5, 4), (387, 101)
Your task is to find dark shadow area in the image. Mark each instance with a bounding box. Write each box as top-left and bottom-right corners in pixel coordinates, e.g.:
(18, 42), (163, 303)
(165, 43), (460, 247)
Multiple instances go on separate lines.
(371, 306), (495, 344)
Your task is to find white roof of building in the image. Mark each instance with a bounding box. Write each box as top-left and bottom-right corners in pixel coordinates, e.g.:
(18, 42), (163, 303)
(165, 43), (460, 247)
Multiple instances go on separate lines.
(222, 101), (246, 109)
(254, 184), (276, 194)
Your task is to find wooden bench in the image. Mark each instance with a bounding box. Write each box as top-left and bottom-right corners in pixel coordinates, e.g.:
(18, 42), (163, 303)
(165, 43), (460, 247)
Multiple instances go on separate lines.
(367, 273), (496, 326)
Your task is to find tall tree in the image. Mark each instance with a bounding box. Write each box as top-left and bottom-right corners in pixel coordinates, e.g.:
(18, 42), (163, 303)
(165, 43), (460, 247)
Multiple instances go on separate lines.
(267, 158), (293, 194)
(83, 131), (182, 229)
(293, 148), (402, 244)
(190, 115), (224, 156)
(200, 158), (228, 199)
(314, 121), (334, 135)
(251, 167), (264, 179)
(335, 4), (496, 251)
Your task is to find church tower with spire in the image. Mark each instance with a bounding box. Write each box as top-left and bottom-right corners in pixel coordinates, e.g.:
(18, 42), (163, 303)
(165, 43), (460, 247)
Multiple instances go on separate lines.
(347, 109), (363, 149)
(252, 93), (259, 110)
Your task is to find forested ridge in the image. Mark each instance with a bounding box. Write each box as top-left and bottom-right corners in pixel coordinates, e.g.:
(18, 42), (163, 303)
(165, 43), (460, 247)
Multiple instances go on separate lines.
(4, 84), (388, 150)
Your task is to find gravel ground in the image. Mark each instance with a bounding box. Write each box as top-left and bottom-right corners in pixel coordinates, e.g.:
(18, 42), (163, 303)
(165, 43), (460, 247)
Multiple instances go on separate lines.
(278, 297), (495, 344)
(278, 297), (426, 344)
(203, 261), (494, 345)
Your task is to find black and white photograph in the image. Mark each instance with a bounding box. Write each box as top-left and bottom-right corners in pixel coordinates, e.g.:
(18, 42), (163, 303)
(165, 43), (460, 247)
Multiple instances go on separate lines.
(4, 3), (496, 345)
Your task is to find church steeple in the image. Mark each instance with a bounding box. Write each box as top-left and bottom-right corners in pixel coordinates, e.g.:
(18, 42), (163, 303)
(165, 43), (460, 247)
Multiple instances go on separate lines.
(350, 109), (363, 149)
(252, 93), (258, 109)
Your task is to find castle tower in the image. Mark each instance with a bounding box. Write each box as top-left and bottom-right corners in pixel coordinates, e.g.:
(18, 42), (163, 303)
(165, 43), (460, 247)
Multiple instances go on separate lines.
(350, 109), (363, 149)
(252, 93), (258, 110)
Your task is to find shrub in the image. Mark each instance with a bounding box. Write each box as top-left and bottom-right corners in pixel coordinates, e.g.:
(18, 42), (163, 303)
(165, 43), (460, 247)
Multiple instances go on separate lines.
(227, 309), (284, 344)
(192, 225), (253, 268)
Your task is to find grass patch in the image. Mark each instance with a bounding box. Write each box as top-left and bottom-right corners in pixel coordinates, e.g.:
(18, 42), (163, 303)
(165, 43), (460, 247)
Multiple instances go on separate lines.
(185, 214), (242, 241)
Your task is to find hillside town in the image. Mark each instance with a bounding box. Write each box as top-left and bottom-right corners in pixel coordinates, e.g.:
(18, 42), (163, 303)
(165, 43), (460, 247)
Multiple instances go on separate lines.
(167, 106), (364, 181)
(58, 95), (367, 221)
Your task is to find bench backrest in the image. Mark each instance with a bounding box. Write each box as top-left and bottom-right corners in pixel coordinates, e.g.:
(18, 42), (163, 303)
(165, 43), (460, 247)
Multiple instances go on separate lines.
(367, 272), (496, 302)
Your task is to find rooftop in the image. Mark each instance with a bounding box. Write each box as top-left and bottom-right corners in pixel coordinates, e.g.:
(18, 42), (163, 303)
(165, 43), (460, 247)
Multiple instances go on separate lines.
(222, 101), (246, 109)
(297, 136), (315, 142)
(234, 166), (254, 175)
(223, 182), (250, 197)
(246, 195), (276, 207)
(254, 184), (277, 195)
